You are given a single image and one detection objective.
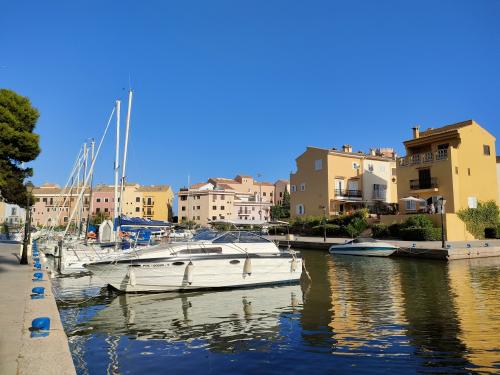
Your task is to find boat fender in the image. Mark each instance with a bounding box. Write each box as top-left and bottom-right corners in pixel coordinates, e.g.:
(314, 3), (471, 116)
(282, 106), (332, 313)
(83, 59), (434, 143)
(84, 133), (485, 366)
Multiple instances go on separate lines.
(186, 261), (194, 284)
(291, 256), (298, 272)
(127, 267), (136, 286)
(243, 257), (252, 276)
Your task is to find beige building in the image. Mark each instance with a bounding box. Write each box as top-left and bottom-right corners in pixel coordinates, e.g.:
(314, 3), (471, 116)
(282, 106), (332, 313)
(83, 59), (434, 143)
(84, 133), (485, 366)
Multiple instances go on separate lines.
(274, 180), (290, 205)
(396, 120), (498, 214)
(177, 175), (282, 225)
(290, 145), (397, 218)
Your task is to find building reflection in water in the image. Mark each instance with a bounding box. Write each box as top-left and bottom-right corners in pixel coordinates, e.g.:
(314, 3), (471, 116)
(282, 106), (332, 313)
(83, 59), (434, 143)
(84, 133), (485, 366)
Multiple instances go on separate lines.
(446, 257), (500, 373)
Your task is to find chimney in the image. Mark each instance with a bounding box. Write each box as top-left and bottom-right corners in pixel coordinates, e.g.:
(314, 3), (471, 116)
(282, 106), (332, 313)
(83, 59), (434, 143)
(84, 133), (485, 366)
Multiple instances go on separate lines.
(342, 144), (352, 153)
(412, 125), (420, 139)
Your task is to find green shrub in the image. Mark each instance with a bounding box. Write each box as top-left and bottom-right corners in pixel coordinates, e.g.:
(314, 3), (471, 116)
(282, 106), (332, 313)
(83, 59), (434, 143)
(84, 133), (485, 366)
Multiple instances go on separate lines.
(372, 224), (390, 238)
(312, 224), (342, 236)
(402, 214), (434, 229)
(457, 200), (500, 239)
(388, 223), (402, 237)
(400, 227), (442, 241)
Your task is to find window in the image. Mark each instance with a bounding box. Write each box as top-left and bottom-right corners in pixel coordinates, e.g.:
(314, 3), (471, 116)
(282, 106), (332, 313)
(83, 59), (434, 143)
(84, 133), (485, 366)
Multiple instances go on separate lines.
(135, 207), (140, 212)
(212, 216), (217, 220)
(96, 207), (101, 213)
(300, 183), (306, 191)
(468, 197), (478, 209)
(483, 145), (491, 155)
(193, 206), (196, 211)
(197, 216), (200, 220)
(36, 198), (40, 202)
(315, 159), (323, 170)
(263, 192), (267, 196)
(213, 233), (238, 243)
(104, 208), (109, 212)
(352, 162), (360, 170)
(181, 206), (186, 211)
(291, 185), (296, 192)
(136, 197), (140, 202)
(212, 206), (217, 210)
(180, 196), (187, 201)
(368, 164), (374, 172)
(279, 192), (283, 197)
(221, 206), (225, 210)
(405, 200), (417, 211)
(181, 216), (187, 221)
(42, 198), (47, 203)
(296, 204), (304, 215)
(197, 206), (200, 209)
(220, 195), (224, 200)
(64, 217), (68, 222)
(468, 168), (471, 176)
(104, 198), (109, 203)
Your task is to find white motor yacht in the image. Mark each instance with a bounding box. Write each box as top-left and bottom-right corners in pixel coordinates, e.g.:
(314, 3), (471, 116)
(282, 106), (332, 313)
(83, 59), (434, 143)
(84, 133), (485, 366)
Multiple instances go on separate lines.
(329, 238), (398, 257)
(84, 230), (302, 293)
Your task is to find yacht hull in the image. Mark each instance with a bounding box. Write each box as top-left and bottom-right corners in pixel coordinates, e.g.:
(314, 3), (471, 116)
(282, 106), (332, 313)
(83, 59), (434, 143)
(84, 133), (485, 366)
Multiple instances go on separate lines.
(329, 245), (397, 257)
(85, 254), (302, 292)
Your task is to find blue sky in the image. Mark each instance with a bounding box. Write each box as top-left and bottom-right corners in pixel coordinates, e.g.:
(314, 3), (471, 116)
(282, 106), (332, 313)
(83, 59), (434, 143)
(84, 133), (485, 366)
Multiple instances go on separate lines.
(1, 0), (500, 193)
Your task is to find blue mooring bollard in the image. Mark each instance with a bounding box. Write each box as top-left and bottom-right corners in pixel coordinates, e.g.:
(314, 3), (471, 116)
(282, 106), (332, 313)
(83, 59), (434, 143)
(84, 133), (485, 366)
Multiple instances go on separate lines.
(30, 317), (50, 338)
(33, 263), (42, 270)
(31, 287), (45, 300)
(33, 257), (40, 263)
(33, 272), (43, 281)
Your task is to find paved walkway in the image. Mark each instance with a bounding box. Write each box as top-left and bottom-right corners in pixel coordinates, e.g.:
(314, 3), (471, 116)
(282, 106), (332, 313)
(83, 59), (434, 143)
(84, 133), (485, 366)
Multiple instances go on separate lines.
(267, 235), (500, 249)
(0, 243), (75, 375)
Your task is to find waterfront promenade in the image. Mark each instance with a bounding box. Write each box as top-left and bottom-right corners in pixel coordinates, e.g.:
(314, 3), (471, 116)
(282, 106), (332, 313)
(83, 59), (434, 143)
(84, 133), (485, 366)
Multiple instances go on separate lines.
(268, 235), (500, 260)
(0, 243), (75, 375)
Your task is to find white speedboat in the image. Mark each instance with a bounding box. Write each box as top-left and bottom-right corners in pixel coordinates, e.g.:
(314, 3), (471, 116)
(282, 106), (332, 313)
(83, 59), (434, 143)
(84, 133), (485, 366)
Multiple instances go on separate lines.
(84, 230), (302, 293)
(329, 238), (398, 257)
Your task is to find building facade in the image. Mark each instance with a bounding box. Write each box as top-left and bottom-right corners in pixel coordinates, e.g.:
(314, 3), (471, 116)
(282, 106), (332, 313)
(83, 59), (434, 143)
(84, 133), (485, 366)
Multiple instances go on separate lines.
(396, 120), (498, 214)
(290, 145), (397, 218)
(177, 175), (281, 226)
(0, 200), (26, 225)
(32, 182), (173, 226)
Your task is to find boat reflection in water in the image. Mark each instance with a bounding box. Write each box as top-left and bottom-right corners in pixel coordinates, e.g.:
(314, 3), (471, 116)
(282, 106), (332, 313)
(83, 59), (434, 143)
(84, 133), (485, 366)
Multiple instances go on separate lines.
(76, 284), (303, 352)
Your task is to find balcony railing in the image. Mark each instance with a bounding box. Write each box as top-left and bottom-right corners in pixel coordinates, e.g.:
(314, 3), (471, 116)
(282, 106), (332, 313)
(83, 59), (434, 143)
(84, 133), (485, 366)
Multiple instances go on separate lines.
(335, 189), (362, 198)
(410, 177), (438, 190)
(399, 149), (449, 167)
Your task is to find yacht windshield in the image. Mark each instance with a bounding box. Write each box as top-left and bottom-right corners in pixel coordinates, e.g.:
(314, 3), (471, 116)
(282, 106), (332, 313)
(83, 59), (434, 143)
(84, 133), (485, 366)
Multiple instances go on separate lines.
(212, 231), (271, 244)
(192, 230), (219, 241)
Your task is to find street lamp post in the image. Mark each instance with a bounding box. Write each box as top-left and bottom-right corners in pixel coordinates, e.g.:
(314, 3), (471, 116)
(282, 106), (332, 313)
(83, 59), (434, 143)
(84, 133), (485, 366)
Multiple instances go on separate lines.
(257, 173), (263, 221)
(319, 205), (327, 242)
(20, 182), (34, 265)
(438, 197), (447, 248)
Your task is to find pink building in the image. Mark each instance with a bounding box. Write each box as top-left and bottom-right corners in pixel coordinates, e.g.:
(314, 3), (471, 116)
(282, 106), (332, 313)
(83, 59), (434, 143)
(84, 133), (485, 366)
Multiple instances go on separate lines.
(92, 185), (115, 218)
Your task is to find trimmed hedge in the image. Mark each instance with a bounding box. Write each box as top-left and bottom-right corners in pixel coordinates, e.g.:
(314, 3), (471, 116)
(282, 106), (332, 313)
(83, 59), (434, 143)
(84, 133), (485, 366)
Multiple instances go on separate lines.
(372, 224), (390, 238)
(400, 227), (442, 241)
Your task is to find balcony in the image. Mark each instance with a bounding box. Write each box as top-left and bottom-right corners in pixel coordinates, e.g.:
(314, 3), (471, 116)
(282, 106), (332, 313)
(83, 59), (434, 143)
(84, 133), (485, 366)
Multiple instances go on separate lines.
(335, 189), (362, 199)
(399, 149), (449, 167)
(409, 177), (438, 190)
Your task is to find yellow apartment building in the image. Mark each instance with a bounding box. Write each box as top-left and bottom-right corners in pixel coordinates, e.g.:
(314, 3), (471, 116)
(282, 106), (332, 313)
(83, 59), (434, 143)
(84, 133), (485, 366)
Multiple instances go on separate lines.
(290, 145), (397, 218)
(138, 185), (174, 222)
(396, 120), (498, 215)
(121, 183), (142, 217)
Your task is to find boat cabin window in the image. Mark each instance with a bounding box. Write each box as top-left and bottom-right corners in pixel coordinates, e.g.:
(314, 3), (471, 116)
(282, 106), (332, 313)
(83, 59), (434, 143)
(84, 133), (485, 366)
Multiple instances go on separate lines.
(352, 238), (377, 243)
(176, 247), (223, 254)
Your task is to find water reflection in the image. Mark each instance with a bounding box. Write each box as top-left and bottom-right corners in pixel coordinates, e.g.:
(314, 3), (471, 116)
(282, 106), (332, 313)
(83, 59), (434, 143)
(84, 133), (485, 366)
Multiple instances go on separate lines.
(55, 251), (500, 374)
(74, 284), (302, 353)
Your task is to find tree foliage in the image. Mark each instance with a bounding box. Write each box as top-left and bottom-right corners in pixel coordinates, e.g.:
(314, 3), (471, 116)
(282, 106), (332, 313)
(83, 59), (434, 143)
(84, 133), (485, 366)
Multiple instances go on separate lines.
(0, 89), (40, 207)
(271, 188), (290, 219)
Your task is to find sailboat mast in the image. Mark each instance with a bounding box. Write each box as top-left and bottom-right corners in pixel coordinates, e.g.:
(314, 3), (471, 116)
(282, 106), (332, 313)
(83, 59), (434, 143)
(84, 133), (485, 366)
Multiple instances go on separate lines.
(119, 89), (133, 220)
(114, 100), (121, 241)
(85, 139), (95, 242)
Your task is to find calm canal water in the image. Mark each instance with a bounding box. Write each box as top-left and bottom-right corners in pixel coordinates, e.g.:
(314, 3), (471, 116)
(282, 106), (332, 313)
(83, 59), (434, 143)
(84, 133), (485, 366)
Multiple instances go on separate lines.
(53, 251), (500, 374)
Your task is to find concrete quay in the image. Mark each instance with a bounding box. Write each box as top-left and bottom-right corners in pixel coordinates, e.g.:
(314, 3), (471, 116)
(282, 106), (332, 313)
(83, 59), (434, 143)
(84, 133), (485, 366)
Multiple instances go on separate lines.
(269, 235), (500, 261)
(0, 242), (75, 375)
